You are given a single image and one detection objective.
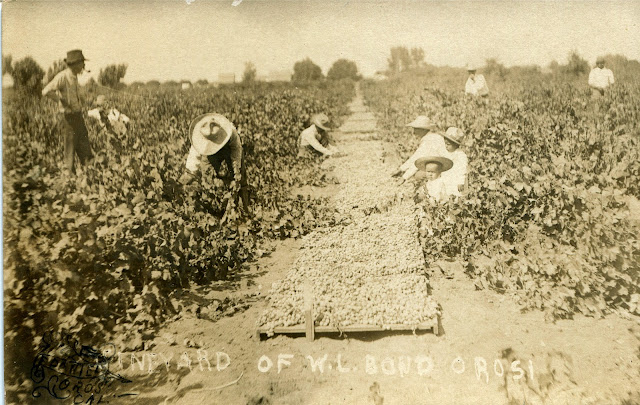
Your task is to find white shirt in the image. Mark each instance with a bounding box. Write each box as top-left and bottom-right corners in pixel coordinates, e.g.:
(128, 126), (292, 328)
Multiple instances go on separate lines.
(298, 125), (333, 156)
(425, 177), (452, 203)
(441, 149), (468, 190)
(400, 132), (447, 180)
(185, 130), (242, 174)
(88, 107), (130, 135)
(42, 68), (83, 113)
(588, 67), (615, 90)
(465, 74), (489, 96)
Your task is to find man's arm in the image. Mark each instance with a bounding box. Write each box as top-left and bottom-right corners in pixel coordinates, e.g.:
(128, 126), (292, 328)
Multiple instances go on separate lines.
(588, 69), (598, 88)
(304, 130), (333, 156)
(228, 131), (243, 174)
(608, 70), (615, 85)
(41, 73), (63, 104)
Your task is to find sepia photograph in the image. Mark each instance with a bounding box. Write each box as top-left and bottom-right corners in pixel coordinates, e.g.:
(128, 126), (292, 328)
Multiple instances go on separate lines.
(2, 0), (640, 403)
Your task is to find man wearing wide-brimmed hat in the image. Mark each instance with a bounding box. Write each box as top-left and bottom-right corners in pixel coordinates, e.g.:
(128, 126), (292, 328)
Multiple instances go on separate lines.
(391, 115), (447, 182)
(464, 63), (489, 97)
(588, 56), (615, 97)
(179, 113), (249, 210)
(297, 113), (340, 158)
(42, 49), (93, 173)
(441, 127), (468, 193)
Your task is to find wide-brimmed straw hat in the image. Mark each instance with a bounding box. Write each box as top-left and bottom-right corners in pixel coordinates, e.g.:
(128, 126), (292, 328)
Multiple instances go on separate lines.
(190, 113), (235, 156)
(65, 49), (88, 65)
(415, 156), (454, 172)
(442, 127), (465, 146)
(406, 116), (437, 130)
(312, 113), (331, 131)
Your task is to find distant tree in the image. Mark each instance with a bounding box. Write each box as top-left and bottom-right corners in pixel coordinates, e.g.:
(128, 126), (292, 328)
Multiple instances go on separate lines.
(242, 61), (257, 83)
(547, 60), (560, 75)
(387, 46), (412, 74)
(484, 58), (508, 79)
(327, 59), (360, 81)
(292, 58), (323, 83)
(564, 51), (589, 76)
(2, 54), (13, 76)
(46, 59), (66, 84)
(98, 63), (128, 88)
(195, 79), (209, 87)
(146, 80), (161, 89)
(410, 47), (425, 68)
(10, 56), (45, 96)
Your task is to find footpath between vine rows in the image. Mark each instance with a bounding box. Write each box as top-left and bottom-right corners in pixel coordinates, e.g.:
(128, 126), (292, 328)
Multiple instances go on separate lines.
(114, 90), (640, 405)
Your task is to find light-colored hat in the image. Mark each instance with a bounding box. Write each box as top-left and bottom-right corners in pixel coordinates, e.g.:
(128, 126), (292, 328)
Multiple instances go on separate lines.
(415, 156), (454, 172)
(65, 49), (88, 65)
(442, 127), (465, 146)
(465, 63), (477, 71)
(95, 95), (106, 106)
(312, 113), (331, 131)
(406, 116), (437, 130)
(190, 113), (235, 156)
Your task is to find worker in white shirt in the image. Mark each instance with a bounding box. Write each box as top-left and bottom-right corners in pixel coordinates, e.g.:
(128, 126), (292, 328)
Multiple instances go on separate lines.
(588, 57), (615, 97)
(414, 156), (455, 203)
(440, 127), (468, 194)
(464, 64), (489, 97)
(391, 115), (447, 182)
(297, 113), (340, 158)
(87, 95), (131, 137)
(178, 113), (249, 211)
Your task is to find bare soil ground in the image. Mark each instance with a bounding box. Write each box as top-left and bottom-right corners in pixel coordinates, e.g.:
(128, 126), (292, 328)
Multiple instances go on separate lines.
(108, 92), (640, 405)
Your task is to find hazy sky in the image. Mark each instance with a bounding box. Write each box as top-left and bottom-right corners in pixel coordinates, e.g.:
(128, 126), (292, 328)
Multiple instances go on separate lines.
(2, 0), (639, 83)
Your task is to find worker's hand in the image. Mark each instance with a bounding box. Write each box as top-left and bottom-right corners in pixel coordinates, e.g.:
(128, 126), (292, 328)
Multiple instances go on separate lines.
(391, 169), (403, 178)
(397, 178), (406, 186)
(179, 172), (195, 185)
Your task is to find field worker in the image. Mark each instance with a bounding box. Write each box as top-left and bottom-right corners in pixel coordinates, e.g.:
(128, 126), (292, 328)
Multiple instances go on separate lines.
(415, 156), (455, 203)
(298, 113), (340, 158)
(391, 115), (447, 182)
(41, 49), (93, 173)
(440, 127), (469, 193)
(178, 113), (249, 210)
(465, 64), (489, 97)
(588, 57), (615, 97)
(87, 95), (131, 137)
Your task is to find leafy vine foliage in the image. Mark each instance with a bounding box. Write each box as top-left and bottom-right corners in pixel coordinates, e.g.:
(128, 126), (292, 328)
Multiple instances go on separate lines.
(3, 81), (355, 383)
(362, 75), (639, 321)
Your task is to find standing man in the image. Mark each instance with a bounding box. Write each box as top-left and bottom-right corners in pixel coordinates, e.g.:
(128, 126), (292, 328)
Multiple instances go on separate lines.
(464, 64), (489, 97)
(42, 50), (93, 173)
(179, 113), (250, 211)
(588, 57), (615, 97)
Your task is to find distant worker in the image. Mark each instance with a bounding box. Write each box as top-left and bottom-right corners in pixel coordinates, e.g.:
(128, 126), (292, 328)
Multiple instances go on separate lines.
(588, 57), (615, 97)
(441, 127), (468, 194)
(415, 156), (455, 203)
(464, 64), (489, 97)
(391, 116), (447, 182)
(41, 49), (93, 173)
(87, 95), (131, 137)
(178, 113), (249, 211)
(297, 113), (340, 158)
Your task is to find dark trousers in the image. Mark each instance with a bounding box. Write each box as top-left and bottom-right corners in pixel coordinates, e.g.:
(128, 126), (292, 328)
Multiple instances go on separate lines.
(62, 112), (93, 172)
(207, 145), (250, 210)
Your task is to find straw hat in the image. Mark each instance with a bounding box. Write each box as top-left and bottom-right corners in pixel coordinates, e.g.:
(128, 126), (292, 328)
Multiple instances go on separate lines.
(65, 49), (88, 65)
(190, 113), (235, 156)
(312, 114), (331, 131)
(415, 156), (454, 172)
(406, 116), (437, 130)
(465, 63), (477, 72)
(442, 127), (465, 146)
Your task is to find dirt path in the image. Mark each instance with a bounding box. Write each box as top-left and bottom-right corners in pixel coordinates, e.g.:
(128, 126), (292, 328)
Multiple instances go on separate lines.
(113, 89), (640, 405)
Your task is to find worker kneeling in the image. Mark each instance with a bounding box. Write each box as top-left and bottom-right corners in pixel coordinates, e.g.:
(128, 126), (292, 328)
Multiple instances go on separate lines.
(414, 156), (459, 203)
(179, 113), (249, 211)
(298, 113), (341, 158)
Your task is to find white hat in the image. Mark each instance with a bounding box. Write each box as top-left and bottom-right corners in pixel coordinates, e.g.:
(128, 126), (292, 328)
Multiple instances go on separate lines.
(442, 127), (465, 146)
(415, 156), (454, 172)
(406, 115), (437, 130)
(190, 113), (235, 156)
(312, 113), (331, 131)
